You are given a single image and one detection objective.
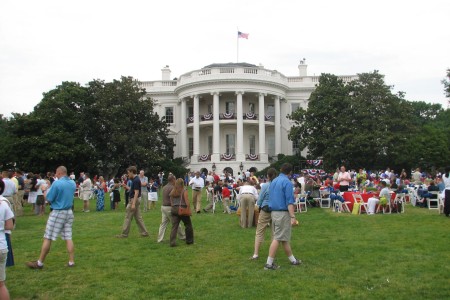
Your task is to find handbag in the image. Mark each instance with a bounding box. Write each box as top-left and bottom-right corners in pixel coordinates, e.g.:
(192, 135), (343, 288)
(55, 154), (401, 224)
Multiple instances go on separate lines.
(178, 205), (192, 216)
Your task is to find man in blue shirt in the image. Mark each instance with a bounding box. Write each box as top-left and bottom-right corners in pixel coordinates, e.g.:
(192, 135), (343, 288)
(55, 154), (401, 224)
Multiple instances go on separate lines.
(26, 166), (76, 269)
(265, 163), (302, 270)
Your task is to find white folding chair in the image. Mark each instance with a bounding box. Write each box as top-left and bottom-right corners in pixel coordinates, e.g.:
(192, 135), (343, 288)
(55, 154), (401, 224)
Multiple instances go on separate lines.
(334, 199), (351, 213)
(318, 189), (331, 208)
(406, 187), (415, 206)
(393, 193), (406, 213)
(352, 194), (368, 214)
(295, 194), (308, 213)
(427, 191), (440, 210)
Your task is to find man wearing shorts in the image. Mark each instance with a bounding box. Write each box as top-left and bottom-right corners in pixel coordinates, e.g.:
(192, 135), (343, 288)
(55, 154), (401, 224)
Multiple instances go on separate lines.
(26, 166), (76, 269)
(264, 163), (302, 270)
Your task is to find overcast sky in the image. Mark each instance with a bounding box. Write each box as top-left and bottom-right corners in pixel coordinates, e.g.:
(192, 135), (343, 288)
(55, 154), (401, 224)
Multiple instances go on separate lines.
(1, 0), (449, 117)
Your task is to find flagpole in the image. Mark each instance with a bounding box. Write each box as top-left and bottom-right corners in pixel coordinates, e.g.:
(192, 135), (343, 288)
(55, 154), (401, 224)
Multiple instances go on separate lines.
(236, 28), (239, 62)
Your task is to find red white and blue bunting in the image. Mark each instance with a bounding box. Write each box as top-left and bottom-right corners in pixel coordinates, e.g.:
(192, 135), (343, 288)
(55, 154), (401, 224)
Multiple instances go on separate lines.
(302, 169), (327, 177)
(198, 154), (211, 162)
(221, 153), (235, 161)
(202, 113), (213, 121)
(245, 112), (256, 120)
(222, 112), (234, 119)
(306, 160), (323, 167)
(264, 115), (272, 121)
(246, 154), (259, 160)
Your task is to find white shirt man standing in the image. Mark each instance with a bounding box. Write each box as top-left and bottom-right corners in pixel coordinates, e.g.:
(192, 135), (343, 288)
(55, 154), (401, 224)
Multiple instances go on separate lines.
(188, 171), (204, 213)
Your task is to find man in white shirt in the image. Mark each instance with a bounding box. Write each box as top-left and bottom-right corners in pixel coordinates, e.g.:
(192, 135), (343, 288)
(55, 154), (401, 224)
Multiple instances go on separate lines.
(188, 171), (204, 213)
(238, 181), (258, 228)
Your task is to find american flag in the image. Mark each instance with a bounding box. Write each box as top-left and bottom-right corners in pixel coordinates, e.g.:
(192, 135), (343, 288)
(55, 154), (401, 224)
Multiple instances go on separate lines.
(238, 31), (249, 39)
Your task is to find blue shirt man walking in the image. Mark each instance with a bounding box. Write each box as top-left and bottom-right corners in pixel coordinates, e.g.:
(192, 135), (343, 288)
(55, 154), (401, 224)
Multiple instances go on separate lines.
(26, 166), (76, 269)
(265, 163), (302, 270)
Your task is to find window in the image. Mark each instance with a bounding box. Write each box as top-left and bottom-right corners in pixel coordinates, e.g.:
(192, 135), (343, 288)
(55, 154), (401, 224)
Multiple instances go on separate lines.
(165, 107), (174, 124)
(207, 104), (213, 114)
(226, 134), (235, 155)
(189, 138), (193, 157)
(226, 101), (235, 114)
(292, 139), (300, 155)
(291, 103), (300, 113)
(249, 103), (255, 113)
(188, 106), (193, 117)
(208, 136), (213, 154)
(266, 104), (275, 117)
(249, 135), (255, 155)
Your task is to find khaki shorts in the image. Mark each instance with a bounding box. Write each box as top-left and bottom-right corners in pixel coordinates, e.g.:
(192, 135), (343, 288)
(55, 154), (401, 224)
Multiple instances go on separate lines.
(271, 211), (291, 242)
(0, 249), (8, 281)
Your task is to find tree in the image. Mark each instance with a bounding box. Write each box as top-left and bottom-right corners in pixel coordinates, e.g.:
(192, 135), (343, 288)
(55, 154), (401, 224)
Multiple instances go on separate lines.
(288, 73), (351, 169)
(0, 115), (15, 169)
(289, 71), (416, 171)
(7, 82), (92, 173)
(408, 101), (444, 127)
(83, 76), (173, 178)
(442, 68), (450, 98)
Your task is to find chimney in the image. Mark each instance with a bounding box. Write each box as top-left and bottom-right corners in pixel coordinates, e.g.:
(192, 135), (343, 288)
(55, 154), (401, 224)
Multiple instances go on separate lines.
(298, 59), (307, 77)
(161, 65), (171, 80)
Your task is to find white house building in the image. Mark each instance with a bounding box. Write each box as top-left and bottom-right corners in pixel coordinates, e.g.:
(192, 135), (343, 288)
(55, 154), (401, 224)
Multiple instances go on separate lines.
(141, 61), (355, 175)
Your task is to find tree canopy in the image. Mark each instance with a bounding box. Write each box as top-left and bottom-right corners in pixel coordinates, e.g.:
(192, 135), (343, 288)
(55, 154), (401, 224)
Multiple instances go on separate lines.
(442, 68), (450, 98)
(289, 71), (449, 172)
(2, 77), (178, 178)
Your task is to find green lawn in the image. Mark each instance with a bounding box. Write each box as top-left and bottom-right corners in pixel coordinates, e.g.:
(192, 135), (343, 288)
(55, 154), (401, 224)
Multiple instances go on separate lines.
(8, 191), (450, 299)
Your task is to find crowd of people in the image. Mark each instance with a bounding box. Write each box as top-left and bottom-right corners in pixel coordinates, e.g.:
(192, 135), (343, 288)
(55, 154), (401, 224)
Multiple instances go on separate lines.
(0, 162), (447, 298)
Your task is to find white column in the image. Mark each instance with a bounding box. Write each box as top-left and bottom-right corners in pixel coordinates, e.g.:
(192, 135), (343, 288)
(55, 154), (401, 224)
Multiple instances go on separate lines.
(180, 98), (187, 158)
(212, 92), (220, 161)
(193, 95), (200, 159)
(274, 96), (281, 155)
(236, 91), (244, 161)
(258, 93), (268, 161)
